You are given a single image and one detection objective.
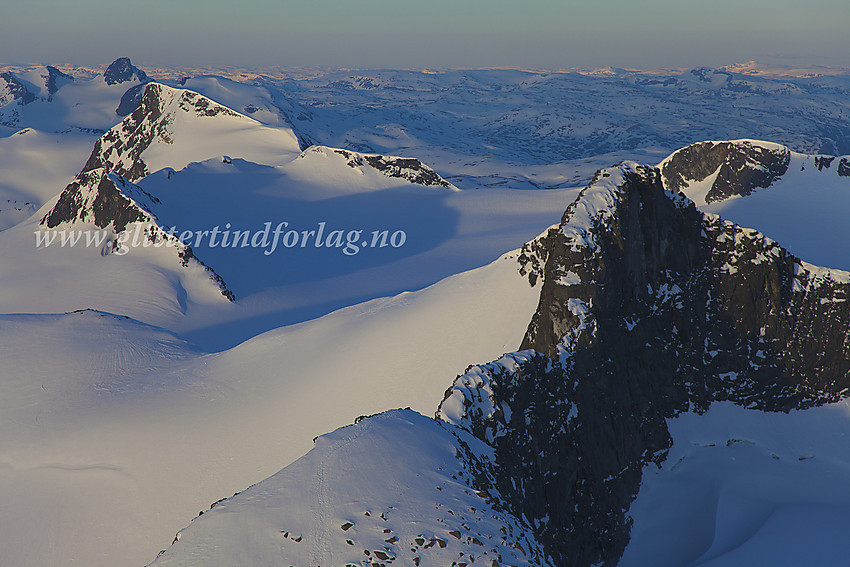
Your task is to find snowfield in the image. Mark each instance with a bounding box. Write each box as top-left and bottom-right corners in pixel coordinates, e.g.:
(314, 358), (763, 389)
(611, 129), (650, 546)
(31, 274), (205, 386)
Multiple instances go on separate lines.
(149, 409), (548, 567)
(0, 251), (542, 567)
(1, 60), (850, 567)
(621, 401), (850, 567)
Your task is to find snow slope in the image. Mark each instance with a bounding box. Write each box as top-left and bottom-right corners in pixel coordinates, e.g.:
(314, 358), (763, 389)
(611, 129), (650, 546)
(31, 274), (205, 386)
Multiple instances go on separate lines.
(0, 250), (542, 567)
(621, 401), (850, 567)
(0, 141), (576, 347)
(5, 60), (850, 567)
(0, 128), (97, 230)
(149, 409), (548, 567)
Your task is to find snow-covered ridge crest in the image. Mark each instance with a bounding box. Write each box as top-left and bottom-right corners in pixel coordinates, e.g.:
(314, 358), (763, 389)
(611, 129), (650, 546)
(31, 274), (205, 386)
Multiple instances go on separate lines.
(437, 350), (544, 444)
(558, 161), (671, 250)
(74, 82), (247, 182)
(297, 145), (458, 189)
(40, 169), (234, 300)
(40, 81), (298, 230)
(41, 81), (300, 198)
(518, 162), (672, 287)
(149, 409), (549, 567)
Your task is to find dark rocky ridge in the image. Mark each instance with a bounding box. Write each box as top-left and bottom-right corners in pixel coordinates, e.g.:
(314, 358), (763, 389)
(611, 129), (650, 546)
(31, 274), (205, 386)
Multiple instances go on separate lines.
(42, 83), (171, 228)
(40, 83), (237, 301)
(362, 154), (453, 188)
(438, 162), (850, 566)
(103, 57), (148, 85)
(0, 71), (36, 105)
(44, 168), (148, 232)
(661, 140), (790, 202)
(45, 65), (73, 96)
(325, 148), (455, 188)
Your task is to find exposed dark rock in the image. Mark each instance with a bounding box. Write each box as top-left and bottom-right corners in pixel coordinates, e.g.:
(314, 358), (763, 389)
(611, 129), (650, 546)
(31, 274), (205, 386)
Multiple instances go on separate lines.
(304, 147), (453, 187)
(89, 174), (148, 232)
(103, 57), (148, 85)
(40, 83), (239, 301)
(362, 155), (453, 188)
(839, 158), (850, 177)
(45, 65), (73, 96)
(815, 156), (835, 171)
(77, 83), (238, 184)
(661, 140), (790, 202)
(0, 72), (36, 105)
(439, 162), (850, 567)
(43, 170), (155, 231)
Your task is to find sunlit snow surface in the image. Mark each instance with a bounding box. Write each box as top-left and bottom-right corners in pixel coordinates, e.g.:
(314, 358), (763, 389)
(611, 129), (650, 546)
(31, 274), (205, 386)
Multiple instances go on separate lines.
(0, 252), (542, 567)
(2, 64), (850, 567)
(149, 409), (547, 567)
(621, 401), (850, 567)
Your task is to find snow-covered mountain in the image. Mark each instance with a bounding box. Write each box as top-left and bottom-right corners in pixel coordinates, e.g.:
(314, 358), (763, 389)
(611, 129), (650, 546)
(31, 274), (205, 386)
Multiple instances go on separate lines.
(3, 58), (850, 567)
(0, 77), (572, 347)
(148, 153), (850, 567)
(661, 139), (850, 270)
(150, 409), (550, 567)
(0, 57), (154, 135)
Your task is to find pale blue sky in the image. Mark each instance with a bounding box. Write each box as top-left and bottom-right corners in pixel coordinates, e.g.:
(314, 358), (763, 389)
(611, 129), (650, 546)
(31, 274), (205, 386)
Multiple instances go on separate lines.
(2, 0), (848, 69)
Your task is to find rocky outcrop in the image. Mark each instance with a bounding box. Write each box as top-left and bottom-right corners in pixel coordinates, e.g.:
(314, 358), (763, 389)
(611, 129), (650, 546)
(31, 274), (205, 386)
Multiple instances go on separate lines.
(0, 71), (36, 106)
(39, 83), (241, 301)
(361, 154), (454, 188)
(815, 155), (835, 171)
(103, 57), (148, 85)
(42, 168), (152, 232)
(839, 157), (850, 177)
(438, 162), (850, 566)
(661, 140), (790, 202)
(298, 146), (457, 189)
(45, 65), (73, 96)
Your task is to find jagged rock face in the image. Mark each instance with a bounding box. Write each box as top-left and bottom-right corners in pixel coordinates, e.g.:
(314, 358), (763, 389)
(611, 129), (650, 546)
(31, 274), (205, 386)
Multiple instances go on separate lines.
(661, 140), (790, 202)
(39, 84), (241, 301)
(79, 82), (238, 182)
(103, 57), (148, 85)
(439, 163), (850, 566)
(326, 148), (455, 188)
(45, 65), (73, 96)
(839, 157), (850, 177)
(43, 168), (149, 231)
(0, 72), (36, 106)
